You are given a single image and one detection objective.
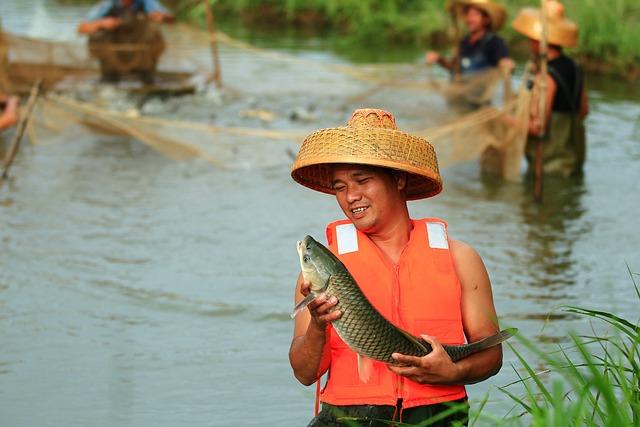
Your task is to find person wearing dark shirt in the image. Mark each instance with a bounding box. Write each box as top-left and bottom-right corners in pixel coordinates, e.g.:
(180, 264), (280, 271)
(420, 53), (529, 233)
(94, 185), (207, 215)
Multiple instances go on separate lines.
(427, 0), (514, 76)
(513, 1), (589, 176)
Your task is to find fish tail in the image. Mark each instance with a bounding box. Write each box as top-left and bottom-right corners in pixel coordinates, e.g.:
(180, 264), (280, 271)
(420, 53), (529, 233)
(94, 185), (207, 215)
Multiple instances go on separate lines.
(442, 328), (518, 362)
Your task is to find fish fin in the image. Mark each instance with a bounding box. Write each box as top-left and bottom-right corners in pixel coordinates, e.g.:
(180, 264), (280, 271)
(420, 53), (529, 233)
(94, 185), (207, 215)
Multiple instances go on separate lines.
(290, 293), (316, 319)
(443, 328), (518, 362)
(396, 328), (432, 354)
(357, 353), (374, 383)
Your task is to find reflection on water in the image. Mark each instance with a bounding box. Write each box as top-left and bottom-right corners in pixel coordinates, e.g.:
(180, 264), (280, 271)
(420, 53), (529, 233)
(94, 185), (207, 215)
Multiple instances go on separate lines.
(1, 0), (640, 426)
(519, 175), (587, 289)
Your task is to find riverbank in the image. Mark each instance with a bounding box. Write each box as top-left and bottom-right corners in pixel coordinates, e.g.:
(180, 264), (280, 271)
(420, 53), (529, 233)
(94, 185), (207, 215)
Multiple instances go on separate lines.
(175, 0), (639, 79)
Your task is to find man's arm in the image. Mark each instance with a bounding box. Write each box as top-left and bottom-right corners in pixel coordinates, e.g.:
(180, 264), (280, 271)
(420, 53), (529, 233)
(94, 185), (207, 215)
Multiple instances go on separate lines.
(425, 51), (457, 72)
(144, 0), (174, 22)
(388, 239), (502, 385)
(0, 96), (19, 131)
(528, 73), (556, 136)
(77, 17), (121, 35)
(77, 1), (121, 35)
(289, 274), (340, 386)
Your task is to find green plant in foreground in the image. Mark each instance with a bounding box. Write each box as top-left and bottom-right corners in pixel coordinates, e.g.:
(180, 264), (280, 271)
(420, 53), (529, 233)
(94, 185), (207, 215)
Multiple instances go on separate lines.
(493, 266), (640, 426)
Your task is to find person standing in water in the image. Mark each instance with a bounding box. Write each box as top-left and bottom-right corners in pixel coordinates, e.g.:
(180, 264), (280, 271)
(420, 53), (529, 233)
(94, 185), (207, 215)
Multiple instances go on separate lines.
(512, 0), (589, 176)
(77, 0), (173, 83)
(426, 0), (514, 77)
(289, 109), (505, 426)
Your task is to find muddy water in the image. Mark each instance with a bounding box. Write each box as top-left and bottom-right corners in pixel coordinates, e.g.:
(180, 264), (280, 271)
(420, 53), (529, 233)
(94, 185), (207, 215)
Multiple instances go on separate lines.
(1, 1), (639, 426)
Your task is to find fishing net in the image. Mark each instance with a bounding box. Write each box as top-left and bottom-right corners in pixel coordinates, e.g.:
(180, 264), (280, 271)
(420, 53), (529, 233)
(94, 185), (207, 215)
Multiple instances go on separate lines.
(2, 23), (532, 180)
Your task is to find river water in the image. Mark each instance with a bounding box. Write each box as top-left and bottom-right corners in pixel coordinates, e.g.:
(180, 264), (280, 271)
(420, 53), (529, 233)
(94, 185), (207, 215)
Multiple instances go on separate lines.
(1, 1), (639, 426)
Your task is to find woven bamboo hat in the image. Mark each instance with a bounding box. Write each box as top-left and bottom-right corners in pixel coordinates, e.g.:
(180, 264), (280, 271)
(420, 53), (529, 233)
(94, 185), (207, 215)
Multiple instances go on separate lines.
(291, 109), (442, 200)
(512, 0), (578, 47)
(447, 0), (507, 31)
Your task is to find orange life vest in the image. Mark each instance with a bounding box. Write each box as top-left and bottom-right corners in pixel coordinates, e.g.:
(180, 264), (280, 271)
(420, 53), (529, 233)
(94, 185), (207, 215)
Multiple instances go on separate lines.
(319, 218), (467, 408)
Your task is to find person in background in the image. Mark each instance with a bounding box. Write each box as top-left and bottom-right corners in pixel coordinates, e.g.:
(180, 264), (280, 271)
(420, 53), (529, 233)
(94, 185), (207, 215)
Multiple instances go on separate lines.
(0, 92), (19, 132)
(513, 0), (588, 176)
(77, 0), (173, 83)
(289, 108), (505, 426)
(426, 0), (514, 76)
(77, 0), (173, 35)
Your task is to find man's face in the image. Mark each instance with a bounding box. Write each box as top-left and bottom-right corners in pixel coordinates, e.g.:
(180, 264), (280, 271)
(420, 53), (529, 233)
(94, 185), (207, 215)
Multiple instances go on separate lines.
(331, 164), (406, 233)
(464, 7), (489, 33)
(529, 38), (541, 54)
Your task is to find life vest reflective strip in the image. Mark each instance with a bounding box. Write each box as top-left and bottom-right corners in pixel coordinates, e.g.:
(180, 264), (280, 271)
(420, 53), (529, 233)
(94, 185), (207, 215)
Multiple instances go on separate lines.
(319, 218), (467, 409)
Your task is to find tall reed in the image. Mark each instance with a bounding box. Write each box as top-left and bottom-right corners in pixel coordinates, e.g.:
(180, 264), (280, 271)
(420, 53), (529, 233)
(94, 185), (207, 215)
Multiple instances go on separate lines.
(482, 266), (640, 426)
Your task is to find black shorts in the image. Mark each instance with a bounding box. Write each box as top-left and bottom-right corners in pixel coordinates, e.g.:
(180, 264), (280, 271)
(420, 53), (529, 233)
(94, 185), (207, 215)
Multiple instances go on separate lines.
(307, 398), (469, 427)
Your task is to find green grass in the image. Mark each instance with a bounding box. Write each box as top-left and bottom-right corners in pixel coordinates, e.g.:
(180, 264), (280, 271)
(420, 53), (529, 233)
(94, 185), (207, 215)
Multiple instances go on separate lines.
(175, 0), (640, 76)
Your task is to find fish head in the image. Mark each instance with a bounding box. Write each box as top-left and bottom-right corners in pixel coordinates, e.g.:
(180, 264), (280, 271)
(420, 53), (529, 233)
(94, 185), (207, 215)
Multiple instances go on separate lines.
(297, 235), (333, 293)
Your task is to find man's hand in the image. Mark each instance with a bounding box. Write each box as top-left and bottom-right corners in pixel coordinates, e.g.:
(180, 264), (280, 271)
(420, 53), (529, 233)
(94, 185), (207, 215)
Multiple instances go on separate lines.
(425, 51), (440, 65)
(387, 335), (461, 385)
(100, 17), (122, 31)
(148, 11), (174, 23)
(300, 280), (341, 332)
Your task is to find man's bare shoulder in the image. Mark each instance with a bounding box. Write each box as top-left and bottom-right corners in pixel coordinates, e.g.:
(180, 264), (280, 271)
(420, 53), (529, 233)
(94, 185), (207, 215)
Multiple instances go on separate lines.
(449, 239), (490, 290)
(449, 238), (482, 262)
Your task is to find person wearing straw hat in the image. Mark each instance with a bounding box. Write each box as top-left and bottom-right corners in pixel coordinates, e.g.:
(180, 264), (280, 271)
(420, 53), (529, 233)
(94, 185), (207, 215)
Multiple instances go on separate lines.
(512, 0), (588, 176)
(426, 0), (514, 76)
(289, 109), (504, 426)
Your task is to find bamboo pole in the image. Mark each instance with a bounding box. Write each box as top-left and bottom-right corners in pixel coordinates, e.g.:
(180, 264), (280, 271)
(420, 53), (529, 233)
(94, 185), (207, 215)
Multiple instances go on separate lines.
(449, 0), (462, 81)
(1, 80), (41, 182)
(534, 0), (549, 203)
(203, 0), (222, 88)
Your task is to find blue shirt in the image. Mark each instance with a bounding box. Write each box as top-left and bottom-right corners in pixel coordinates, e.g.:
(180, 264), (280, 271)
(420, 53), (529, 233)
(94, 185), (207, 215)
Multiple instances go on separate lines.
(87, 0), (169, 21)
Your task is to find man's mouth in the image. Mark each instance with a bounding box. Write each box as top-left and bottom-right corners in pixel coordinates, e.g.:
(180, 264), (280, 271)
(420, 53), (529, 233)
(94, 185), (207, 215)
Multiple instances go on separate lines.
(351, 206), (368, 215)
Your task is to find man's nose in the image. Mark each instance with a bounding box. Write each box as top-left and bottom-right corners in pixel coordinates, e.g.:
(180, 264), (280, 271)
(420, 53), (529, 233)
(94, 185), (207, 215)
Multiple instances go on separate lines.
(345, 185), (362, 203)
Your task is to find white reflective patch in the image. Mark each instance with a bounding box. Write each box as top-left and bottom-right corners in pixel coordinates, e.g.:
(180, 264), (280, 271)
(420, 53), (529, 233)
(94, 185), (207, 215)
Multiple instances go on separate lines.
(426, 222), (449, 249)
(336, 223), (358, 254)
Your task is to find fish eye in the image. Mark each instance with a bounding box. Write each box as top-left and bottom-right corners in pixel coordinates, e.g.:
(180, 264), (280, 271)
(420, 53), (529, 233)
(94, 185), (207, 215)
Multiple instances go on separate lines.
(303, 255), (310, 263)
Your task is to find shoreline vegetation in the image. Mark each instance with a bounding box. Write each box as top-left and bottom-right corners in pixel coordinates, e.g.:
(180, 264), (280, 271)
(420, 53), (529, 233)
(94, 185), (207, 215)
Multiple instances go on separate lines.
(171, 0), (639, 79)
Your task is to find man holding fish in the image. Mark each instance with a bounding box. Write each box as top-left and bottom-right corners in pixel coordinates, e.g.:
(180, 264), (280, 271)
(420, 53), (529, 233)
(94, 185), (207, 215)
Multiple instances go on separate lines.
(289, 108), (513, 426)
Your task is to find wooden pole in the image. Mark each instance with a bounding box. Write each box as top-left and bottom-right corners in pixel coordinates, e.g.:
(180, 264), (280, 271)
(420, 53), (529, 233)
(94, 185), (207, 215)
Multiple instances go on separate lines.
(449, 0), (462, 81)
(204, 0), (222, 88)
(534, 0), (549, 203)
(1, 80), (41, 182)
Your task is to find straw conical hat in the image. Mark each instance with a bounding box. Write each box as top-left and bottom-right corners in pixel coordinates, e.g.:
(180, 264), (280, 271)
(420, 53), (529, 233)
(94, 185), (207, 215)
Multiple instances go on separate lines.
(447, 0), (507, 31)
(291, 109), (442, 200)
(512, 0), (578, 47)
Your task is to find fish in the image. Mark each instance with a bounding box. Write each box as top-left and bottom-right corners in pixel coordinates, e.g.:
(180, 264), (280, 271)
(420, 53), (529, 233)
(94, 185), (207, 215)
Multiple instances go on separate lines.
(292, 235), (517, 369)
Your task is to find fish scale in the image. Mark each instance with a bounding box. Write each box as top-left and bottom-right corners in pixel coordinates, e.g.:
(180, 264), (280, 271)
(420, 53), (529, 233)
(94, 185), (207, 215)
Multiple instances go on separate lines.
(328, 271), (426, 363)
(295, 235), (516, 365)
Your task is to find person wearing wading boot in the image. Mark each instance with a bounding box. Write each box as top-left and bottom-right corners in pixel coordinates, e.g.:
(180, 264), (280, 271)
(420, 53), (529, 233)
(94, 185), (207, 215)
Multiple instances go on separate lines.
(77, 0), (173, 84)
(426, 0), (514, 77)
(289, 109), (505, 426)
(512, 0), (589, 177)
